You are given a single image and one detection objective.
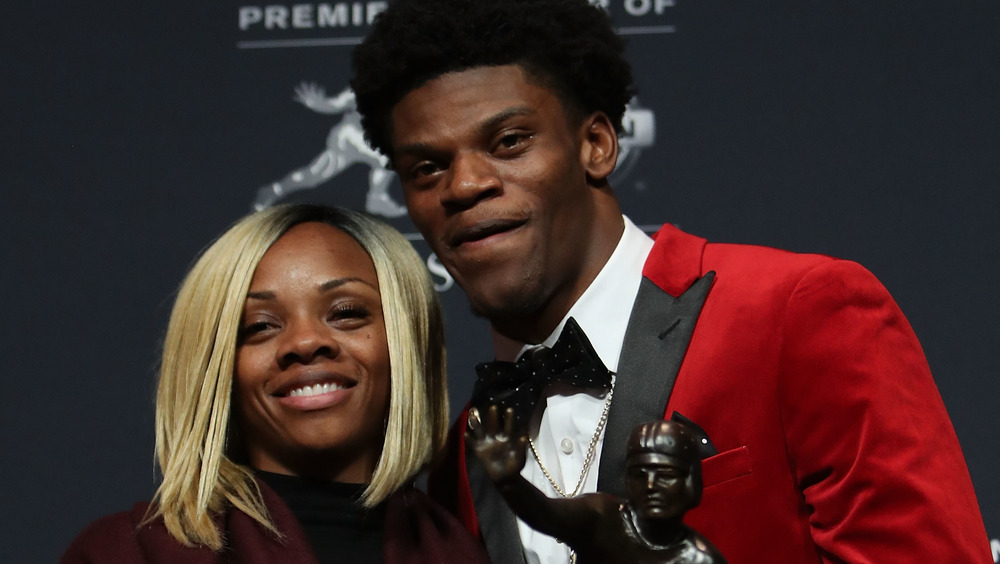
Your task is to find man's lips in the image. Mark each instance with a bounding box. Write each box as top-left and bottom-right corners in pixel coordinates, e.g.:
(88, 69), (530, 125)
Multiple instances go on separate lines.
(446, 218), (528, 249)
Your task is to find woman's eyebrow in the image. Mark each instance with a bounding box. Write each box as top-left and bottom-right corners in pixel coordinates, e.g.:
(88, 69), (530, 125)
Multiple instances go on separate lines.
(246, 290), (275, 300)
(319, 277), (377, 292)
(246, 276), (377, 300)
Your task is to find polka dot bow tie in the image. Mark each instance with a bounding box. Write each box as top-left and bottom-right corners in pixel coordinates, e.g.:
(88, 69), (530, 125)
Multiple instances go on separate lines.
(471, 317), (614, 432)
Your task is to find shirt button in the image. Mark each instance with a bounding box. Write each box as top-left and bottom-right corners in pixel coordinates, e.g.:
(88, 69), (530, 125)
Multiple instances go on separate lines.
(560, 438), (574, 454)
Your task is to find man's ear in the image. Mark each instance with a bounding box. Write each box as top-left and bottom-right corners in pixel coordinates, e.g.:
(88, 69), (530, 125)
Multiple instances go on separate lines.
(579, 112), (619, 183)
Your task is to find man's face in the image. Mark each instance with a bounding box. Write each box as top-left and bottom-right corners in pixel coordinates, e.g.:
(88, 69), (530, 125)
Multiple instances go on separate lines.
(389, 65), (615, 339)
(626, 453), (693, 521)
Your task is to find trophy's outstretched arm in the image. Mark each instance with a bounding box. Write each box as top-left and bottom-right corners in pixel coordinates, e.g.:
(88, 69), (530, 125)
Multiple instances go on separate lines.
(466, 406), (614, 545)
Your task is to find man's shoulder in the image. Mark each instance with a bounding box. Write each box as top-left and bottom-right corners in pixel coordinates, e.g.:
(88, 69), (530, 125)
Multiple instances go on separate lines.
(703, 238), (838, 273)
(647, 223), (857, 296)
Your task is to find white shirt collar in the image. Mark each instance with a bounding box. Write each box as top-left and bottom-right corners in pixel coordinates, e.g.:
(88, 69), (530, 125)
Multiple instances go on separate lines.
(491, 215), (654, 372)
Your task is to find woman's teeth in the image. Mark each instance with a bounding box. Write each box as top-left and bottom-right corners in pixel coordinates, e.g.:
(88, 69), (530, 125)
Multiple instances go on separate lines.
(287, 382), (344, 397)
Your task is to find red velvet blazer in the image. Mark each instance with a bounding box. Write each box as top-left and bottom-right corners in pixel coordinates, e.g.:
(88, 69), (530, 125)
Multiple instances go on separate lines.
(430, 224), (991, 563)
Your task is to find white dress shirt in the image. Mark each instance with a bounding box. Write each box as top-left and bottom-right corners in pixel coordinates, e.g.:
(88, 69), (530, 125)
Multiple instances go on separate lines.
(491, 215), (654, 564)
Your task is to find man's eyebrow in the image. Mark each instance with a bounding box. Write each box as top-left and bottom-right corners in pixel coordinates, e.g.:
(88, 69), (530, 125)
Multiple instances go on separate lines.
(394, 140), (436, 158)
(478, 106), (534, 136)
(394, 106), (535, 157)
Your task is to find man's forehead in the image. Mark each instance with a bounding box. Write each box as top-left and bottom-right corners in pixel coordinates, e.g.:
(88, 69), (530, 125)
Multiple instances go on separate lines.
(393, 65), (556, 114)
(388, 65), (571, 150)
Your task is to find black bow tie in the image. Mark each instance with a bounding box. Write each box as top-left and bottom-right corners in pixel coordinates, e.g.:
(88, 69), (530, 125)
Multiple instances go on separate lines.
(471, 318), (614, 432)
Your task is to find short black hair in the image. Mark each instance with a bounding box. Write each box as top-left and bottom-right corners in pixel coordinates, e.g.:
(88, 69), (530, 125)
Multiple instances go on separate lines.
(351, 0), (635, 159)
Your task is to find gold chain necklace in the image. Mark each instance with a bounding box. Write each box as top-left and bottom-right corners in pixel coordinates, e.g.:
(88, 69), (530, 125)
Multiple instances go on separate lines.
(527, 380), (615, 498)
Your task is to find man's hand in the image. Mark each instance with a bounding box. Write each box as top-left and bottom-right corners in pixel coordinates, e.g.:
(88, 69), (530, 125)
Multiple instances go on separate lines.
(466, 405), (528, 483)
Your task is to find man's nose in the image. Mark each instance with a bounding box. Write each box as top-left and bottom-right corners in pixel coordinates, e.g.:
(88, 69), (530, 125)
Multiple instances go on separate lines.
(441, 151), (501, 210)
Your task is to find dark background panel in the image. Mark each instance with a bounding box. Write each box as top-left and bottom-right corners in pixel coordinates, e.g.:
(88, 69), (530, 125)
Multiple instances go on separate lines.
(1, 1), (997, 561)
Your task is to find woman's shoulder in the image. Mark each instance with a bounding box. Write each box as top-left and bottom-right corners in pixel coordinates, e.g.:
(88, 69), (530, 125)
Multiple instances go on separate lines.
(61, 503), (222, 564)
(60, 503), (153, 563)
(383, 488), (489, 564)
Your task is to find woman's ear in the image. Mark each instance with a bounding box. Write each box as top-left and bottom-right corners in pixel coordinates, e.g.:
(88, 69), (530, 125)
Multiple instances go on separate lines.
(579, 112), (619, 183)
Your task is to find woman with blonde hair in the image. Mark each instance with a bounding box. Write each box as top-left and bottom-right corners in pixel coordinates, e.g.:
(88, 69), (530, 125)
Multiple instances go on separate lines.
(63, 205), (487, 563)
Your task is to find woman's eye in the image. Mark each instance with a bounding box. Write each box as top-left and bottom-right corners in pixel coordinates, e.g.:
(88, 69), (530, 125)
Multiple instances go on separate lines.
(239, 320), (275, 341)
(329, 303), (371, 324)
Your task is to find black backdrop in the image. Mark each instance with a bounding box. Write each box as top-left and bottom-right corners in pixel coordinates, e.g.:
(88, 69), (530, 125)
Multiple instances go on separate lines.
(3, 1), (998, 561)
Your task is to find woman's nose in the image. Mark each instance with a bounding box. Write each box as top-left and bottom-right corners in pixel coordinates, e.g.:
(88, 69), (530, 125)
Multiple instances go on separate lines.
(277, 319), (339, 367)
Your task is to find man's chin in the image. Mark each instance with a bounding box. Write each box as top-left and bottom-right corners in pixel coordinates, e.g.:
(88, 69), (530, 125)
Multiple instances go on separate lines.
(462, 277), (542, 316)
(468, 296), (541, 323)
(466, 288), (550, 336)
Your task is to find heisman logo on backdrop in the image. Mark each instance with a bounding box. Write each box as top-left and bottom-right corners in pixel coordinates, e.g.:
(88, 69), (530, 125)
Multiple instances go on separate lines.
(253, 83), (406, 217)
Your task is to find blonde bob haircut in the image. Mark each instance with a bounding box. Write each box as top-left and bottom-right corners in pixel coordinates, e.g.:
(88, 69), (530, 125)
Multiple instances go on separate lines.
(147, 204), (447, 549)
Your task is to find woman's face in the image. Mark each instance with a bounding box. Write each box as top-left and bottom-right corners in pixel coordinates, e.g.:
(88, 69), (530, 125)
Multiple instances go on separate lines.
(234, 222), (390, 482)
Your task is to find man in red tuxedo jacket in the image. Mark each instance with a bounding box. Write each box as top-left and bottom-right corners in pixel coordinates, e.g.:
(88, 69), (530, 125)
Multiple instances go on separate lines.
(351, 0), (992, 562)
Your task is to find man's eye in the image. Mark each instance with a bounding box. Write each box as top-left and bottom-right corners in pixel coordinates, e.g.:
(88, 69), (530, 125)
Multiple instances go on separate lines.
(411, 161), (442, 178)
(496, 132), (529, 151)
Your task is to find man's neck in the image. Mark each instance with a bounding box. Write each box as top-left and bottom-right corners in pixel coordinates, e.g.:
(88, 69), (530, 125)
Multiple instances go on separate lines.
(489, 292), (579, 345)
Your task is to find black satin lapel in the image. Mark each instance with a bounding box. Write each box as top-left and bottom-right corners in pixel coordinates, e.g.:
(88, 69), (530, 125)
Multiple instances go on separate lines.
(597, 272), (715, 497)
(465, 446), (527, 564)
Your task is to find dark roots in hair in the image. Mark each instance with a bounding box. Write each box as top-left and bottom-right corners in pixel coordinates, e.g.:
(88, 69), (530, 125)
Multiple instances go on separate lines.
(351, 0), (635, 159)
